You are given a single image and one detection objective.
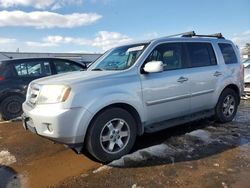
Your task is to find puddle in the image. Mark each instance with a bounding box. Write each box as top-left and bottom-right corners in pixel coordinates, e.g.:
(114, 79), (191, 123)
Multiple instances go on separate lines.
(0, 166), (20, 188)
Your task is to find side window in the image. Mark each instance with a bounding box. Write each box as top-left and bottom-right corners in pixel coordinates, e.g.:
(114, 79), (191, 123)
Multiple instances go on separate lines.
(186, 43), (217, 68)
(146, 43), (185, 71)
(218, 43), (238, 64)
(14, 61), (51, 77)
(54, 60), (83, 74)
(44, 62), (52, 76)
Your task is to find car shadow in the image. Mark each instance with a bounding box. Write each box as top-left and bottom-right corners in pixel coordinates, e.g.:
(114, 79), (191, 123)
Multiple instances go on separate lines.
(0, 165), (21, 188)
(133, 119), (212, 152)
(109, 117), (250, 168)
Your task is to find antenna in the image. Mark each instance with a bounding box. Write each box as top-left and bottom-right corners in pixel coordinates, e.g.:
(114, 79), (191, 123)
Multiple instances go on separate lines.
(0, 52), (13, 59)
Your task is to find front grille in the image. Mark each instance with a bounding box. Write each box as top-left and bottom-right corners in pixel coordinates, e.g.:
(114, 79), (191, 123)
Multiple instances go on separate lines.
(27, 84), (41, 106)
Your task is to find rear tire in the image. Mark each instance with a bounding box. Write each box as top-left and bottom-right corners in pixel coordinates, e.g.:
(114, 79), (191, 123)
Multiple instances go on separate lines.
(86, 108), (137, 162)
(0, 95), (25, 120)
(215, 88), (238, 123)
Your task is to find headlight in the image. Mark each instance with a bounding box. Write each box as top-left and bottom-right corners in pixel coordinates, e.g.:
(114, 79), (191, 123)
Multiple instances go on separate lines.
(37, 85), (71, 104)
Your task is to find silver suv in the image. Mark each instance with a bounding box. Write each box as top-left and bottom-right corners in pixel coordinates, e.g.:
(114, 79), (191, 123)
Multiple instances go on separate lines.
(22, 31), (244, 162)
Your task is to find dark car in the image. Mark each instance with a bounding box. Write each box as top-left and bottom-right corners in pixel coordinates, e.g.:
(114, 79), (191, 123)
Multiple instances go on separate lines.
(0, 57), (86, 120)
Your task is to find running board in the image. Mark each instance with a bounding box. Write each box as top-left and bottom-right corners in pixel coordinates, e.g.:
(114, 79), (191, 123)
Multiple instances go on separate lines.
(145, 109), (214, 133)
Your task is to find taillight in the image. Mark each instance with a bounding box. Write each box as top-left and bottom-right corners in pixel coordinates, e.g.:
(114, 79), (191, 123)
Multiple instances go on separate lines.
(0, 76), (5, 81)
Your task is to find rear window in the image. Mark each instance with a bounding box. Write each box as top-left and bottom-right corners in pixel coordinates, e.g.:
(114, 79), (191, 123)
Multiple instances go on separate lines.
(218, 43), (238, 64)
(186, 43), (217, 68)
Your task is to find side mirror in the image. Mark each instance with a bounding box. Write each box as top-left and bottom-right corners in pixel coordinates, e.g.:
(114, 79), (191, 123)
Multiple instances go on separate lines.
(81, 62), (87, 69)
(143, 61), (164, 73)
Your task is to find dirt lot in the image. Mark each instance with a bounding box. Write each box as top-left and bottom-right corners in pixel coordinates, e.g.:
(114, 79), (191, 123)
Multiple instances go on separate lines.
(1, 100), (250, 188)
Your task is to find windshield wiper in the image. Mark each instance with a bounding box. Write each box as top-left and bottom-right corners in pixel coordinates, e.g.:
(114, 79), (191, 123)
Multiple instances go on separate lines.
(91, 68), (103, 71)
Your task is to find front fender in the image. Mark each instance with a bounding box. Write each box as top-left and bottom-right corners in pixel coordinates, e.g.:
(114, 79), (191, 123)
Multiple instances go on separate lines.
(74, 92), (145, 143)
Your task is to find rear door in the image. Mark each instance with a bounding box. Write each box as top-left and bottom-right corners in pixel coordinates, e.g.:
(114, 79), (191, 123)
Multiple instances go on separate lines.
(185, 42), (222, 113)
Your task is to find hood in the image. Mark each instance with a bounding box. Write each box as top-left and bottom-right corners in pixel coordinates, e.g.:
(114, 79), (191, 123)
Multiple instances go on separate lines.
(32, 70), (119, 85)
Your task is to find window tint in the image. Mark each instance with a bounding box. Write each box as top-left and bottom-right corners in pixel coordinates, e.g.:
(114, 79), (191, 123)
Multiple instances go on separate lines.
(186, 43), (217, 68)
(146, 43), (186, 71)
(14, 61), (51, 77)
(54, 60), (83, 74)
(218, 43), (238, 64)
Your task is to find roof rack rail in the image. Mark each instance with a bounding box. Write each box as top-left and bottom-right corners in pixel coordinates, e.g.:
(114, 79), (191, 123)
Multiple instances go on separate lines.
(165, 31), (196, 38)
(182, 31), (225, 39)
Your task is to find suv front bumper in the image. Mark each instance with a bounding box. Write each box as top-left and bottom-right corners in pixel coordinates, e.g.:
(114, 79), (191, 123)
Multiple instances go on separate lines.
(22, 102), (92, 145)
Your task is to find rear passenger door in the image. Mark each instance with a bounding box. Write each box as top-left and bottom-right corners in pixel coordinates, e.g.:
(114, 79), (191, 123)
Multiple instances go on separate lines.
(185, 42), (222, 113)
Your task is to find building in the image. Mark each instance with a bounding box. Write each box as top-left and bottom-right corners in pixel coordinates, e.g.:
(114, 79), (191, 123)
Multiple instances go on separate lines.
(0, 52), (101, 64)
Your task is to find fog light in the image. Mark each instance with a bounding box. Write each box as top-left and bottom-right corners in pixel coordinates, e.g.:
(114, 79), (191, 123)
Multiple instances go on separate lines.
(43, 123), (53, 132)
(48, 124), (53, 132)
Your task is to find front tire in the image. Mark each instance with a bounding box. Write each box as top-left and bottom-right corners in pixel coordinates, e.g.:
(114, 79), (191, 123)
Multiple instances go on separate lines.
(86, 108), (137, 162)
(0, 95), (25, 120)
(215, 88), (238, 123)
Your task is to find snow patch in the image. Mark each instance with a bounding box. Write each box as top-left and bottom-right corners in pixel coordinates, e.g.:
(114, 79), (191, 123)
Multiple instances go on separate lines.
(0, 121), (11, 124)
(186, 129), (212, 143)
(109, 143), (176, 167)
(0, 150), (16, 165)
(93, 165), (112, 174)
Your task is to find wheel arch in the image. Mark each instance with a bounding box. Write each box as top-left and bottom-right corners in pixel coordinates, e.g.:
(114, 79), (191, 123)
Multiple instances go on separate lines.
(0, 91), (25, 104)
(221, 84), (240, 105)
(85, 103), (144, 141)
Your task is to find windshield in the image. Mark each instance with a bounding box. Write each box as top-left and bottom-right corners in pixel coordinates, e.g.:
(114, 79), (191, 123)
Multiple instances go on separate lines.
(89, 43), (148, 71)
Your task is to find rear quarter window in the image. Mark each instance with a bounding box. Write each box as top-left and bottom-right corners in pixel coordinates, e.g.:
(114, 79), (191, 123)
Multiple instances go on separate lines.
(218, 43), (238, 64)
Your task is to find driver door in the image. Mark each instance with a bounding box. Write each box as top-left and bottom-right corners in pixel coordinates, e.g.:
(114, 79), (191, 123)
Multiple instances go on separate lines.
(140, 42), (191, 125)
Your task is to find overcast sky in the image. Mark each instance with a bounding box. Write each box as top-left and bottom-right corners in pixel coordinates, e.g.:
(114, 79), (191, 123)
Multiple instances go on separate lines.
(0, 0), (249, 53)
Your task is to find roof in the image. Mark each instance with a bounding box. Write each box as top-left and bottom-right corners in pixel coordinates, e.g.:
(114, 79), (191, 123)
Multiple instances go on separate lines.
(0, 57), (79, 63)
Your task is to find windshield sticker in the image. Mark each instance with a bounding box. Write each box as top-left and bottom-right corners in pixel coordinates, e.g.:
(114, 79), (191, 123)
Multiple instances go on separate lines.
(126, 45), (144, 53)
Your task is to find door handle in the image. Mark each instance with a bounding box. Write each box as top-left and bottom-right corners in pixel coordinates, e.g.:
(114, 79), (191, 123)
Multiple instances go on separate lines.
(214, 71), (222, 77)
(177, 76), (188, 83)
